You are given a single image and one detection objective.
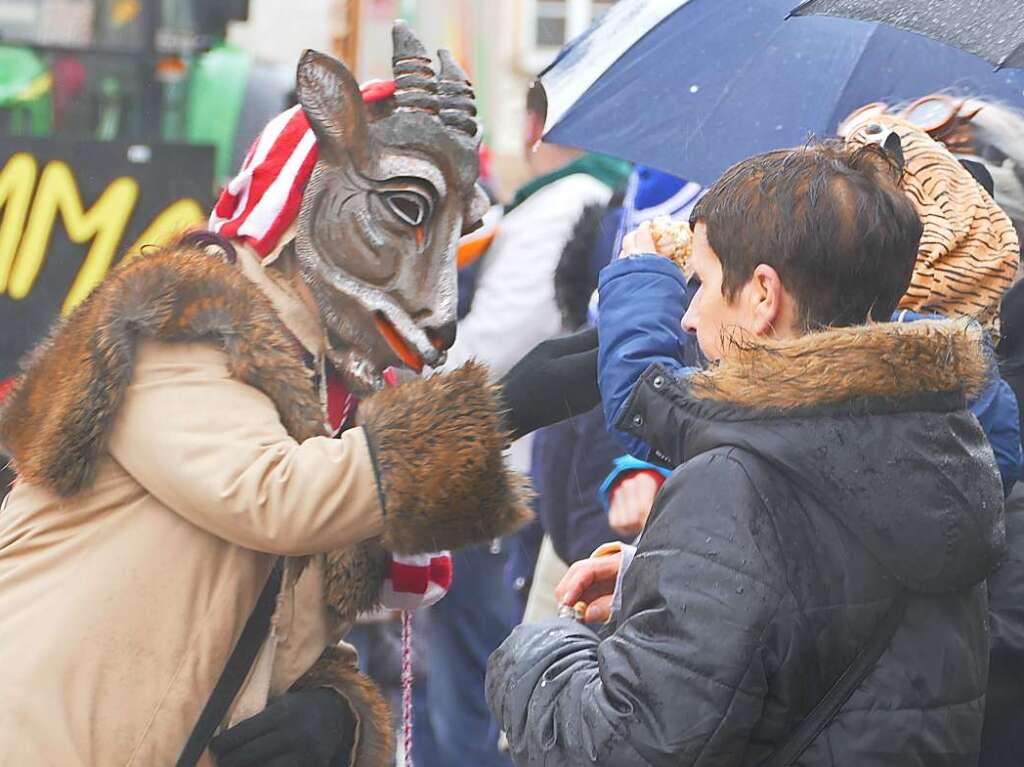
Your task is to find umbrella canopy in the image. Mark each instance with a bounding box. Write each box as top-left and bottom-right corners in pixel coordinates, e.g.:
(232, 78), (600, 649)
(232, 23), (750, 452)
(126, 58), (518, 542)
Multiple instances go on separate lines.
(792, 0), (1024, 69)
(540, 0), (1024, 185)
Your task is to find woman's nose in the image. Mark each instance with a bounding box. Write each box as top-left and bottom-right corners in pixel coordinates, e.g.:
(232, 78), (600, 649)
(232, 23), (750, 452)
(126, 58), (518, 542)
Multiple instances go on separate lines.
(681, 309), (698, 335)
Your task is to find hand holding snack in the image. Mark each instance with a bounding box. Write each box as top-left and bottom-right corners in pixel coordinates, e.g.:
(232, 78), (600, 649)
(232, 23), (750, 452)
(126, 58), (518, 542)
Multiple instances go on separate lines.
(649, 216), (693, 273)
(555, 543), (624, 624)
(619, 217), (693, 274)
(619, 220), (659, 258)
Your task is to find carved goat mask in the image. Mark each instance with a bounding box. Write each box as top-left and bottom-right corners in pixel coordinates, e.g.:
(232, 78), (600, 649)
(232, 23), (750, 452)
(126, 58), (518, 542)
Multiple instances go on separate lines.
(294, 22), (487, 393)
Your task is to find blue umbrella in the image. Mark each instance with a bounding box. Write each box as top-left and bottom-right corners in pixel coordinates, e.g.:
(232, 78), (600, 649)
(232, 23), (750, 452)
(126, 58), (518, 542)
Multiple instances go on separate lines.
(540, 0), (1024, 185)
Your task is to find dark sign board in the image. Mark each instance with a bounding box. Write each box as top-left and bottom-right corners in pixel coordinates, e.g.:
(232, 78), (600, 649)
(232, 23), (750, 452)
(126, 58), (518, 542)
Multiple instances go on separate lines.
(0, 137), (213, 380)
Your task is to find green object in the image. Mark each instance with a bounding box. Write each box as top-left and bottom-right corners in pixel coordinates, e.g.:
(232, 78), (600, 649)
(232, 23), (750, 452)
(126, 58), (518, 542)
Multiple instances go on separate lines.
(0, 45), (53, 136)
(186, 43), (252, 184)
(161, 67), (189, 143)
(505, 153), (633, 214)
(95, 76), (122, 141)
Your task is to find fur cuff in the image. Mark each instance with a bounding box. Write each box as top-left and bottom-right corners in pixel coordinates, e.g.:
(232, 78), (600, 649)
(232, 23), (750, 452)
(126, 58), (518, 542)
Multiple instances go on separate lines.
(358, 361), (533, 555)
(293, 645), (393, 767)
(321, 539), (390, 629)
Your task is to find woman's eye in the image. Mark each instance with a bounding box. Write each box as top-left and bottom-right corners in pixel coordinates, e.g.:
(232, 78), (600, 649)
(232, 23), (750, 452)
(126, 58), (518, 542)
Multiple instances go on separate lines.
(384, 192), (429, 226)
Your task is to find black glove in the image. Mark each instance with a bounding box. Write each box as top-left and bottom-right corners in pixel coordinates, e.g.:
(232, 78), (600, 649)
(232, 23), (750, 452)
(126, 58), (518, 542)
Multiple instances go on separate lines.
(500, 327), (600, 441)
(210, 688), (355, 767)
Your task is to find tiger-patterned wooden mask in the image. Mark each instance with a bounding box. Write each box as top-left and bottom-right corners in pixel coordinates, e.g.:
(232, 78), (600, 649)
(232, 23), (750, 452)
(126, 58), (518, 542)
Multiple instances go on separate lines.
(843, 111), (1020, 332)
(294, 22), (488, 393)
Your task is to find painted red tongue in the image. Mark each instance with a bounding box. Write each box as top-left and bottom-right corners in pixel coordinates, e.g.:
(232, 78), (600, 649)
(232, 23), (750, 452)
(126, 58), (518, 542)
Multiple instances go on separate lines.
(374, 313), (424, 374)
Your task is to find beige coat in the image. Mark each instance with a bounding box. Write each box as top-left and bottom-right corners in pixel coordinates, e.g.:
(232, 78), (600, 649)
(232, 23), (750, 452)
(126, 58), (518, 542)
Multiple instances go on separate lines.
(0, 229), (388, 764)
(0, 240), (531, 765)
(0, 339), (383, 765)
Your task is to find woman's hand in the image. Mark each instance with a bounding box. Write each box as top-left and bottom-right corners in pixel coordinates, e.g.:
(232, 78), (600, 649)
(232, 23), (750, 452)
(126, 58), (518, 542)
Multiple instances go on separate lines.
(619, 221), (658, 258)
(620, 218), (693, 272)
(555, 549), (623, 624)
(608, 471), (661, 537)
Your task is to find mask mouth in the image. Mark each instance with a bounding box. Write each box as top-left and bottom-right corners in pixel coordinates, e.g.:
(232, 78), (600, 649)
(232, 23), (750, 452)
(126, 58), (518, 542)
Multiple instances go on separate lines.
(373, 311), (446, 374)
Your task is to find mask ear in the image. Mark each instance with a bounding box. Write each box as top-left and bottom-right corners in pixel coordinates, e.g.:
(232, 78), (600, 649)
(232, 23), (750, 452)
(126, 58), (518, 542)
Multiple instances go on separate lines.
(462, 184), (491, 235)
(882, 131), (906, 176)
(959, 158), (996, 196)
(296, 50), (368, 165)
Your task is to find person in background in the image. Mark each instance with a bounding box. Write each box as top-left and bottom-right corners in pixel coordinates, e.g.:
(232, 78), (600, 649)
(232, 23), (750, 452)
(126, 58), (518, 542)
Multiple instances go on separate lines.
(488, 139), (1005, 766)
(419, 80), (630, 767)
(987, 280), (1024, 766)
(598, 165), (704, 539)
(965, 98), (1024, 766)
(507, 199), (630, 620)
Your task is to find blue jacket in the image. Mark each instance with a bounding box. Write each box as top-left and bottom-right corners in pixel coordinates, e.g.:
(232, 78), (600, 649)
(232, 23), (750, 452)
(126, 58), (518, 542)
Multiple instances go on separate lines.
(597, 255), (1023, 494)
(532, 407), (632, 563)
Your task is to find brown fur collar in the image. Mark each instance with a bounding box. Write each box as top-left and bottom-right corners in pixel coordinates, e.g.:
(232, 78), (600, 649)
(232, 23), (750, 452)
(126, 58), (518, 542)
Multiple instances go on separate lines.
(0, 244), (322, 496)
(688, 320), (989, 410)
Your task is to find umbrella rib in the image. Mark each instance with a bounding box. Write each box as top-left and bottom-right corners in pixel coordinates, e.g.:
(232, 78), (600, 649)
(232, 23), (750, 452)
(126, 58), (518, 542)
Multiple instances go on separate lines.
(826, 24), (882, 136)
(999, 40), (1024, 70)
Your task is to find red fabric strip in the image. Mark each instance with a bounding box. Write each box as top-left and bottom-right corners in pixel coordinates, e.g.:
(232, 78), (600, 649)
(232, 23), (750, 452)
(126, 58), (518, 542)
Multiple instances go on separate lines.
(429, 555), (453, 590)
(0, 377), (14, 404)
(389, 561), (430, 594)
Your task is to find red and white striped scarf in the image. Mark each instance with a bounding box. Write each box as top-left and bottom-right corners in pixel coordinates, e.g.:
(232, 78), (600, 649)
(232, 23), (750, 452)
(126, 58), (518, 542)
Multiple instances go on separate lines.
(209, 80), (396, 260)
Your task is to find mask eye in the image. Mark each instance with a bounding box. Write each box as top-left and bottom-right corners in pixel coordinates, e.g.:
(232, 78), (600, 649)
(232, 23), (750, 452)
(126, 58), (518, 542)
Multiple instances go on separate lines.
(384, 191), (430, 226)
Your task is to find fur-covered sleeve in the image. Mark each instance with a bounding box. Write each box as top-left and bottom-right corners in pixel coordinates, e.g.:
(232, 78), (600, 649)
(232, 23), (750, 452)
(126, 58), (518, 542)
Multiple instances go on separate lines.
(357, 361), (533, 555)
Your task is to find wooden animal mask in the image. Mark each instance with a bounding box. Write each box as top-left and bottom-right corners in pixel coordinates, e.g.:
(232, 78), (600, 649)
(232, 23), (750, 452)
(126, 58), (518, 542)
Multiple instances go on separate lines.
(295, 22), (487, 392)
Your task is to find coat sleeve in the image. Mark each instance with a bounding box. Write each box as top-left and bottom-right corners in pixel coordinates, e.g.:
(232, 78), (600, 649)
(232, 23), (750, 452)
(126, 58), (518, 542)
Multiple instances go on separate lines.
(970, 373), (1022, 496)
(107, 340), (384, 555)
(487, 450), (786, 766)
(895, 311), (1023, 494)
(597, 255), (695, 458)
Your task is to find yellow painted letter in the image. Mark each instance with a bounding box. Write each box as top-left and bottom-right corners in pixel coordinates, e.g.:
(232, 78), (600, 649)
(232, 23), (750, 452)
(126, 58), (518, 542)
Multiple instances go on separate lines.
(8, 161), (138, 313)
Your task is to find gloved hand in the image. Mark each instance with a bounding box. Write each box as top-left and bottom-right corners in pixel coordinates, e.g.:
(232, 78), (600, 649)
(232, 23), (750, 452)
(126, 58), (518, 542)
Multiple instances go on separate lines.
(210, 688), (355, 767)
(500, 327), (600, 441)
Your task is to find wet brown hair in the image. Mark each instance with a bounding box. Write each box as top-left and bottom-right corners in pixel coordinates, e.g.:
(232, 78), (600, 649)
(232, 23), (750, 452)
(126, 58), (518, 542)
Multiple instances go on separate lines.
(690, 141), (923, 330)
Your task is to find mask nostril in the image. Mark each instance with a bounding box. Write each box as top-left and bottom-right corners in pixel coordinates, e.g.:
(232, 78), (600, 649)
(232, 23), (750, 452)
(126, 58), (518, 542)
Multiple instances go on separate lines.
(426, 322), (457, 351)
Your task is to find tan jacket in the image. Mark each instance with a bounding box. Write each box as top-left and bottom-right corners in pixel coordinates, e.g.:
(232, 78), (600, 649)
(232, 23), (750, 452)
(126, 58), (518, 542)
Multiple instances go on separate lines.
(0, 240), (530, 766)
(0, 341), (384, 762)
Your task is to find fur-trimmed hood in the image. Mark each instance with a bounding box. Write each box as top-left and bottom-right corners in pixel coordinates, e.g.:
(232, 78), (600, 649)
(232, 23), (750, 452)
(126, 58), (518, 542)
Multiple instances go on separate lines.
(620, 320), (1005, 594)
(686, 319), (990, 410)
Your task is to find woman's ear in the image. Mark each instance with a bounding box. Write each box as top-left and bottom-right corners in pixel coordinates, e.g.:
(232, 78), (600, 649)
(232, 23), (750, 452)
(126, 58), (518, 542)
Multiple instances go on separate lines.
(749, 264), (785, 336)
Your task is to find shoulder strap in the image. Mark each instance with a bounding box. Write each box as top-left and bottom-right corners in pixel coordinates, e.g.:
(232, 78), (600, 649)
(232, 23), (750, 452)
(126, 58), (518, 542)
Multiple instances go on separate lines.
(175, 557), (284, 767)
(760, 592), (909, 767)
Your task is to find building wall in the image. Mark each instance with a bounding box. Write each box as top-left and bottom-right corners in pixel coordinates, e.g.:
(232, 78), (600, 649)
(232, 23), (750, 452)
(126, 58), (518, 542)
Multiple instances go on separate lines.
(226, 0), (607, 201)
(226, 0), (338, 68)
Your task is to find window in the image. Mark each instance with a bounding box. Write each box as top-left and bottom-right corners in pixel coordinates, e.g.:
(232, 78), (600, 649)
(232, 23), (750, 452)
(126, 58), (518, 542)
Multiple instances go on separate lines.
(523, 0), (618, 72)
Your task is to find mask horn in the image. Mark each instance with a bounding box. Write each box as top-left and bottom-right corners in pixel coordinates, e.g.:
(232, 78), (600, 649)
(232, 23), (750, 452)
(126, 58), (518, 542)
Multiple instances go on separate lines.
(437, 49), (479, 139)
(392, 21), (439, 115)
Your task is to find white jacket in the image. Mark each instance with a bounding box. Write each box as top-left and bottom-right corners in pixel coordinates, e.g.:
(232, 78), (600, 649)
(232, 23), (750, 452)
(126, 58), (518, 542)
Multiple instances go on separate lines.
(443, 172), (616, 471)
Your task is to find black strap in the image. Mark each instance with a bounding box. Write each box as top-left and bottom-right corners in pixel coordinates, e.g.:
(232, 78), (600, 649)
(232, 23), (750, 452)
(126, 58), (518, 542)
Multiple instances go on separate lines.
(175, 558), (284, 767)
(760, 593), (909, 767)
